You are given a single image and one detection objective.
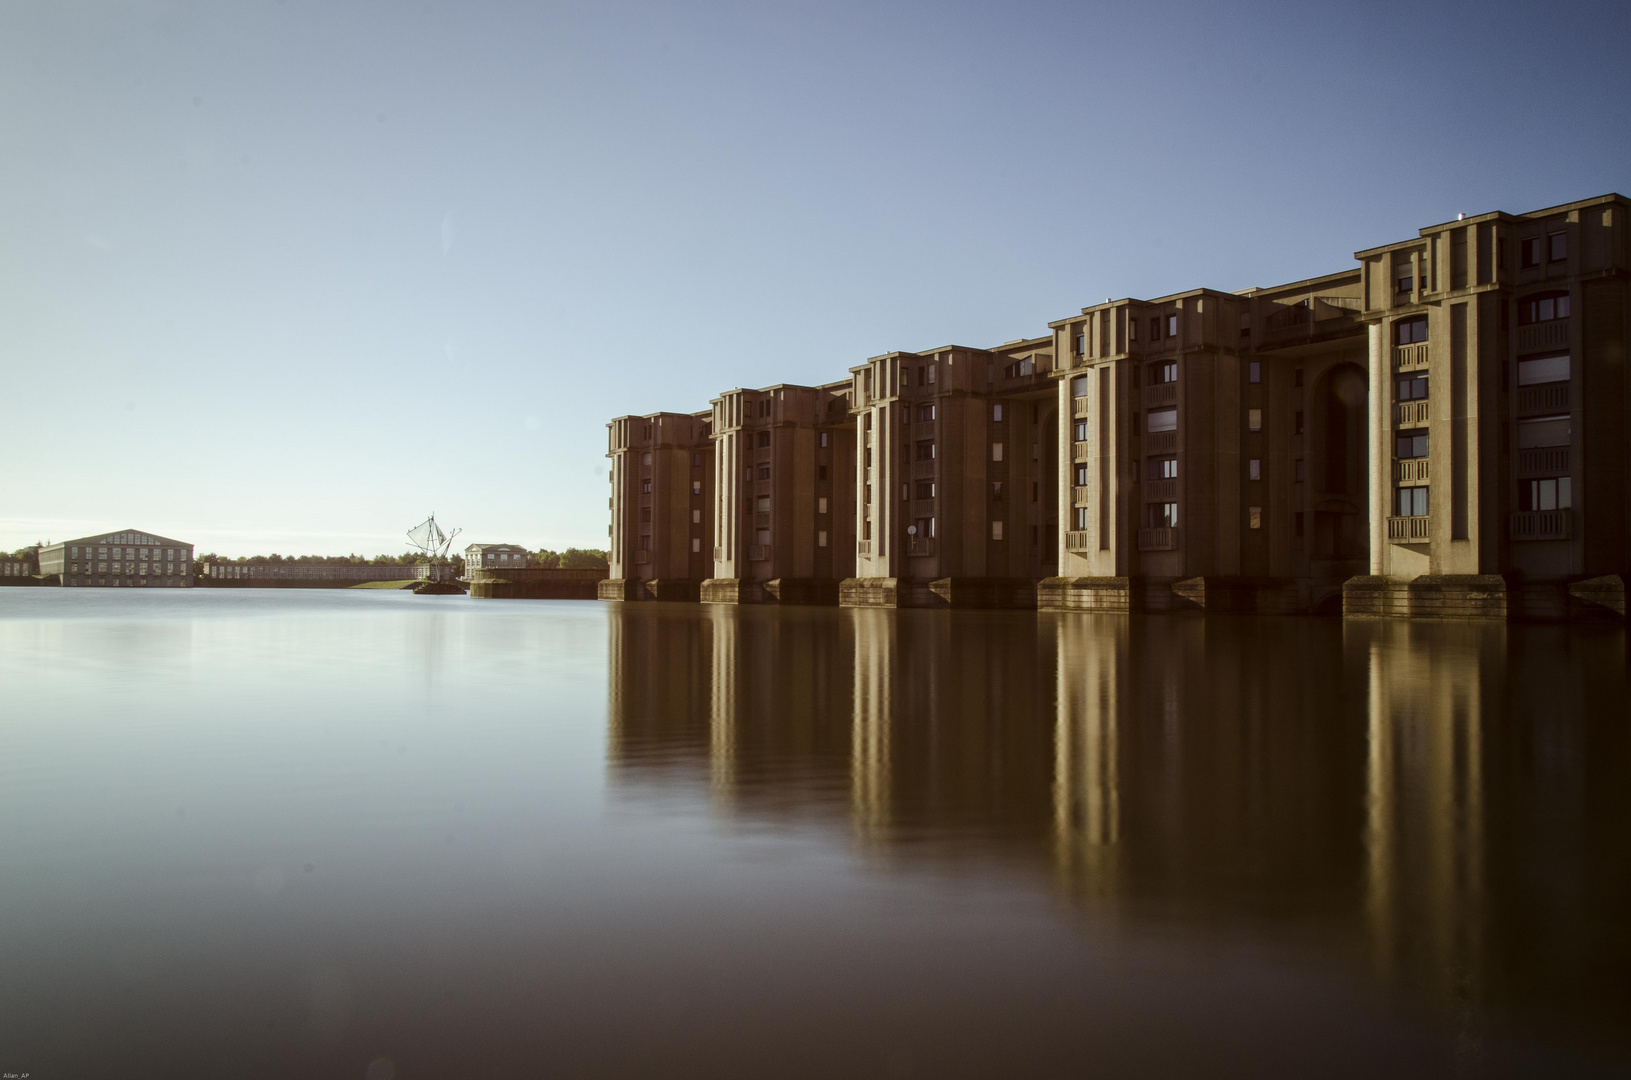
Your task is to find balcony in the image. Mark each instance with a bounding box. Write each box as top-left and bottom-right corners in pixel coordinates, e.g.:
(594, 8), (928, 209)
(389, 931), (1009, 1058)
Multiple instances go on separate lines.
(1072, 396), (1092, 418)
(1517, 319), (1569, 354)
(1386, 516), (1430, 544)
(1395, 457), (1430, 485)
(1065, 530), (1092, 552)
(1072, 442), (1092, 463)
(1144, 430), (1178, 453)
(1072, 486), (1092, 506)
(713, 545), (724, 561)
(1517, 447), (1569, 476)
(1394, 343), (1430, 371)
(1144, 383), (1177, 407)
(1516, 383), (1569, 416)
(749, 544), (771, 562)
(857, 540), (873, 557)
(1145, 478), (1178, 501)
(1510, 510), (1572, 542)
(1396, 400), (1430, 429)
(907, 537), (936, 557)
(1137, 527), (1177, 551)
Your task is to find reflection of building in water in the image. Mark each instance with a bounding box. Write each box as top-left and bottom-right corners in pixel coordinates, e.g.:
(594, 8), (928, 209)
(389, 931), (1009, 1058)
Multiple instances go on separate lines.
(1052, 615), (1123, 902)
(606, 604), (715, 776)
(850, 609), (893, 840)
(1354, 620), (1494, 1033)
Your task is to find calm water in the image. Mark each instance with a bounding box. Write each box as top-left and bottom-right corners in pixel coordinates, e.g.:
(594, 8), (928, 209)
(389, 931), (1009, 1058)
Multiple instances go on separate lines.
(0, 589), (1627, 1078)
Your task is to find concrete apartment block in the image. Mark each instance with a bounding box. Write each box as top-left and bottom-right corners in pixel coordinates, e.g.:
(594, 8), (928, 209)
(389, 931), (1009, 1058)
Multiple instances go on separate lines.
(703, 381), (856, 604)
(1343, 193), (1630, 621)
(841, 338), (1057, 608)
(602, 410), (715, 601)
(603, 192), (1629, 620)
(1040, 272), (1370, 614)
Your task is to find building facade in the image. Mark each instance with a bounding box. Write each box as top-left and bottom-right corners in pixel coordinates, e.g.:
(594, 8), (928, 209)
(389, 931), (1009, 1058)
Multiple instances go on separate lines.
(38, 530), (195, 587)
(601, 193), (1630, 621)
(465, 543), (531, 571)
(602, 410), (715, 601)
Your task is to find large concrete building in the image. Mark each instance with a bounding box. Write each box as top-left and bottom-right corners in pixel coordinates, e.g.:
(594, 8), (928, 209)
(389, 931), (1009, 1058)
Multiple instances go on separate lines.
(38, 529), (195, 587)
(601, 193), (1630, 621)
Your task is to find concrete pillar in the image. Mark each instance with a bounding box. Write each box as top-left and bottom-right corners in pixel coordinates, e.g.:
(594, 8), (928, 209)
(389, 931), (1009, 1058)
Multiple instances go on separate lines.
(1368, 322), (1388, 576)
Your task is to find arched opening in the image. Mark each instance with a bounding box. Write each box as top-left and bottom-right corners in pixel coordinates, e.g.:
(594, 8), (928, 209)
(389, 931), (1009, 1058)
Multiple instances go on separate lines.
(1309, 363), (1369, 564)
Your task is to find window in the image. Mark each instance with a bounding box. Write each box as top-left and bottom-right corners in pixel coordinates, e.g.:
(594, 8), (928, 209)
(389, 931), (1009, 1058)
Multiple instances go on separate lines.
(1396, 269), (1413, 294)
(1518, 354), (1569, 385)
(1239, 313), (1252, 339)
(1397, 487), (1429, 518)
(1148, 408), (1178, 433)
(917, 404), (936, 422)
(758, 466), (771, 479)
(641, 452), (652, 466)
(915, 440), (935, 461)
(745, 467), (754, 480)
(1074, 507), (1089, 529)
(1248, 459), (1261, 481)
(818, 530), (828, 548)
(991, 521), (1004, 541)
(1248, 361), (1261, 384)
(1074, 464), (1090, 486)
(1149, 503), (1178, 528)
(640, 508), (652, 522)
(1294, 411), (1304, 434)
(992, 481), (1004, 500)
(901, 484), (909, 501)
(1071, 376), (1088, 398)
(1154, 362), (1177, 383)
(639, 534), (651, 550)
(692, 509), (701, 524)
(1074, 333), (1086, 355)
(1395, 317), (1428, 344)
(1149, 317), (1161, 340)
(1521, 237), (1542, 268)
(1073, 420), (1089, 442)
(1519, 477), (1572, 511)
(1548, 232), (1567, 262)
(756, 431), (771, 448)
(1167, 314), (1178, 337)
(1295, 459), (1305, 482)
(1519, 292), (1570, 324)
(993, 403), (1004, 422)
(818, 465), (829, 481)
(755, 528), (771, 546)
(756, 496), (771, 512)
(1247, 409), (1262, 432)
(916, 481), (935, 499)
(818, 497), (828, 514)
(1149, 456), (1177, 480)
(1248, 507), (1262, 530)
(991, 442), (1004, 461)
(1129, 319), (1138, 342)
(693, 452), (702, 467)
(1396, 432), (1429, 458)
(820, 432), (829, 448)
(692, 481), (702, 495)
(902, 409), (911, 426)
(692, 538), (701, 553)
(1518, 415), (1571, 448)
(1397, 374), (1429, 401)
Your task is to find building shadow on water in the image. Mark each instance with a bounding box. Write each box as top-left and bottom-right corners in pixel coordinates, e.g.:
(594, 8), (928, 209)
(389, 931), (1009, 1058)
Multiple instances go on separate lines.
(606, 604), (1630, 1058)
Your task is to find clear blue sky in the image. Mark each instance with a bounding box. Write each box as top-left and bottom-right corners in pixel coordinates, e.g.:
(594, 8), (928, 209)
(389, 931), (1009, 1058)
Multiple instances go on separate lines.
(3, 0), (1627, 556)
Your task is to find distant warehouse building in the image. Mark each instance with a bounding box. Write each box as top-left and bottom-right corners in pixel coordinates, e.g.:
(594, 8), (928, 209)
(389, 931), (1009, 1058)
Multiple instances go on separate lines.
(38, 529), (195, 587)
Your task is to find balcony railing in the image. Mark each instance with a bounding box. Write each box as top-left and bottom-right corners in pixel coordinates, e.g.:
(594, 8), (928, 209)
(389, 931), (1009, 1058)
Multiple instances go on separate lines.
(713, 545), (724, 561)
(1144, 383), (1177, 407)
(1072, 396), (1092, 418)
(1144, 430), (1178, 453)
(1517, 319), (1569, 354)
(1394, 343), (1430, 371)
(1395, 457), (1430, 485)
(1386, 516), (1430, 543)
(1072, 442), (1092, 462)
(1145, 479), (1178, 501)
(907, 537), (936, 557)
(1137, 527), (1177, 551)
(1065, 530), (1092, 552)
(1510, 510), (1572, 542)
(748, 544), (771, 562)
(1072, 486), (1092, 506)
(1517, 448), (1569, 476)
(1516, 383), (1569, 416)
(1396, 400), (1430, 428)
(857, 540), (872, 557)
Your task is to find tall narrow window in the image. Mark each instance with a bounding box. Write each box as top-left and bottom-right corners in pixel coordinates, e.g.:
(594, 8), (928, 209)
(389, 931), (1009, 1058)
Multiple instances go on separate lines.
(1248, 361), (1261, 384)
(1548, 232), (1567, 262)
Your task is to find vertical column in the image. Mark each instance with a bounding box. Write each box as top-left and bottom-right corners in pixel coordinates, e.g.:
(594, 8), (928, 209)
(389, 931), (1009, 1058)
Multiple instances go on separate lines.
(1056, 373), (1072, 573)
(1368, 323), (1387, 576)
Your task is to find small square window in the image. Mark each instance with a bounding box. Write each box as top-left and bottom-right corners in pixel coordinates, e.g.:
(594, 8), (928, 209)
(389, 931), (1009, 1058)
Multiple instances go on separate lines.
(1247, 409), (1262, 432)
(758, 466), (770, 479)
(991, 521), (1004, 541)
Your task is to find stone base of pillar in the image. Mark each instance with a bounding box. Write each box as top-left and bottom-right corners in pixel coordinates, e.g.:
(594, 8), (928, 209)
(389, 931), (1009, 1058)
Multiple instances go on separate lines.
(1037, 576), (1137, 612)
(1168, 576), (1302, 614)
(1568, 575), (1627, 621)
(840, 577), (913, 607)
(762, 578), (840, 605)
(701, 577), (753, 604)
(597, 578), (636, 601)
(927, 577), (1037, 609)
(1342, 575), (1507, 620)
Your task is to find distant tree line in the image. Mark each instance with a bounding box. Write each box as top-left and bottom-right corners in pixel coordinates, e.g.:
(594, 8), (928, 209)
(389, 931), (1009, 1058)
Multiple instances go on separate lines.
(530, 548), (608, 569)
